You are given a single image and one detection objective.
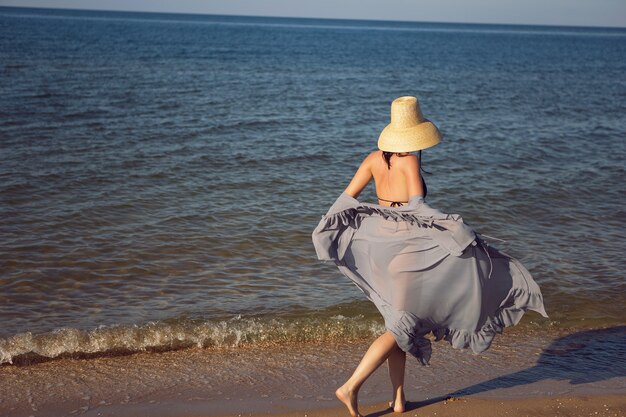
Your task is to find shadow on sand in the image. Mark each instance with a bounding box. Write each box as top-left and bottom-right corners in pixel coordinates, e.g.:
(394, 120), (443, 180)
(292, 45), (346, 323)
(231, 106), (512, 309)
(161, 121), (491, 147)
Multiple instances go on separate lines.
(367, 326), (626, 416)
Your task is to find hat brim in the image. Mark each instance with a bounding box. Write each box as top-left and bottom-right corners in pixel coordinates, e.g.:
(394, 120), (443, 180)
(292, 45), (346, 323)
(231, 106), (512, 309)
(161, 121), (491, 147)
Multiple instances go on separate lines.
(377, 120), (442, 153)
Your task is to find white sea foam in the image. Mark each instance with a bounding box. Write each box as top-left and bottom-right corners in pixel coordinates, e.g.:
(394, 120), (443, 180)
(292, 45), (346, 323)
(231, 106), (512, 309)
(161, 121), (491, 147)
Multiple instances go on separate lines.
(0, 315), (386, 365)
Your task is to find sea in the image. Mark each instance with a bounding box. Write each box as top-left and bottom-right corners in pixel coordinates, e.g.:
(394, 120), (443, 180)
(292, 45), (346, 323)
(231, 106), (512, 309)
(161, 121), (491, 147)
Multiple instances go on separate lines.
(0, 7), (625, 368)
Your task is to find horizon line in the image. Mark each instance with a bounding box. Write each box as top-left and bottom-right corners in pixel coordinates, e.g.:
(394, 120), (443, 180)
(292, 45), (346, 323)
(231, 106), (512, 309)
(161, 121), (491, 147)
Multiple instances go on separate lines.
(1, 4), (625, 30)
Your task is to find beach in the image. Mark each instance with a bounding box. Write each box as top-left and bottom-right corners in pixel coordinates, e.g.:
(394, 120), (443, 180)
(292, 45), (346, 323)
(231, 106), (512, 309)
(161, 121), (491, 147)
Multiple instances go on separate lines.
(2, 325), (625, 416)
(216, 396), (626, 417)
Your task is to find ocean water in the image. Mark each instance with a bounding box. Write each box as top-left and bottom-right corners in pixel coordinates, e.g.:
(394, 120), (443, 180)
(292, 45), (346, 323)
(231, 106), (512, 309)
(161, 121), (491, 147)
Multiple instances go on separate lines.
(0, 7), (625, 365)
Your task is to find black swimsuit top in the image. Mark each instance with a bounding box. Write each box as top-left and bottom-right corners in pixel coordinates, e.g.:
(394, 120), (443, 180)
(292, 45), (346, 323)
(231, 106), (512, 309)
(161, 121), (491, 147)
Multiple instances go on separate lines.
(377, 196), (408, 207)
(377, 177), (428, 207)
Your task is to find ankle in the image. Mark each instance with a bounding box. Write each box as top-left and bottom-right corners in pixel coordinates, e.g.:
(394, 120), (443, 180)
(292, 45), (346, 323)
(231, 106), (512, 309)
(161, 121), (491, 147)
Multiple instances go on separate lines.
(393, 387), (405, 399)
(341, 381), (361, 394)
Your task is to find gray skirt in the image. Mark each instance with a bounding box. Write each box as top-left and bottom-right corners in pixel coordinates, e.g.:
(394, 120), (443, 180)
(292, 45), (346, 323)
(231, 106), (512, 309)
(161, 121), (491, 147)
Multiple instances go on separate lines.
(312, 192), (549, 366)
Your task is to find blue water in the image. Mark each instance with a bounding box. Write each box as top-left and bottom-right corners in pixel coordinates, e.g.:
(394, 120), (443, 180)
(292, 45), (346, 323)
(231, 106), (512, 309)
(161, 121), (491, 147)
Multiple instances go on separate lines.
(0, 7), (625, 363)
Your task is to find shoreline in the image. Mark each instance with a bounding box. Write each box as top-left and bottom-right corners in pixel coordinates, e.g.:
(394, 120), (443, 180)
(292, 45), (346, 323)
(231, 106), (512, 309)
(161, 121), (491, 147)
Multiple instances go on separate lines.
(1, 325), (625, 416)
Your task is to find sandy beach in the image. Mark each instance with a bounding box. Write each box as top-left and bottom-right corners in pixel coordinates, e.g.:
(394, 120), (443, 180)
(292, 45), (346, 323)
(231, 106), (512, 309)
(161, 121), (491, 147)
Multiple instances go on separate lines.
(213, 395), (626, 417)
(1, 326), (624, 417)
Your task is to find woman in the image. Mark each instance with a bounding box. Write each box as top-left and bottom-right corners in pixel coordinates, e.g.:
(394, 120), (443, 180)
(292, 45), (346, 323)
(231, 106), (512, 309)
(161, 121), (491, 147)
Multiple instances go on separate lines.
(311, 96), (548, 417)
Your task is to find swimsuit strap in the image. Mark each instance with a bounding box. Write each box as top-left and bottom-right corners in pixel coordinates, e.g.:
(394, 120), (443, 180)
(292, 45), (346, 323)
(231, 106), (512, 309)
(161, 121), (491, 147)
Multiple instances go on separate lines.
(377, 195), (408, 207)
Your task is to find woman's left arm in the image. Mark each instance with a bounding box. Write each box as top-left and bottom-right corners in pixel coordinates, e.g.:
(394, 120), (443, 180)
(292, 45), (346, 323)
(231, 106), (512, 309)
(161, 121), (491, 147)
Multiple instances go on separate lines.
(344, 153), (373, 198)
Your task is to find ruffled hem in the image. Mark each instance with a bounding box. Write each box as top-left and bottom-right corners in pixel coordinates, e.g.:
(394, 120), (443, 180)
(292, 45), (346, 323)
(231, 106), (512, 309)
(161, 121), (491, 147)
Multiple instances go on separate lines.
(319, 205), (437, 231)
(390, 287), (549, 366)
(313, 195), (476, 261)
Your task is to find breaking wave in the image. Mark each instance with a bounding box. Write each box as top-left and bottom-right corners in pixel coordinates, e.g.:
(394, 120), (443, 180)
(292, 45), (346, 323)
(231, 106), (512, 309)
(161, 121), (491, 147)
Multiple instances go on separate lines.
(0, 314), (386, 365)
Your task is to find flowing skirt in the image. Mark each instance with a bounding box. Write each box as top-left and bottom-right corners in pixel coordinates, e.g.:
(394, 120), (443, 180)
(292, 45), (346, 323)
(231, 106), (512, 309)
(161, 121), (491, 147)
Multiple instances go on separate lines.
(312, 193), (549, 365)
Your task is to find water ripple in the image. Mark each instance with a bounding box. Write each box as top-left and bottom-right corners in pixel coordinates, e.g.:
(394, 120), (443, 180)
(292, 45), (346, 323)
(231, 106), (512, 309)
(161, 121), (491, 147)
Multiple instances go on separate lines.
(0, 9), (625, 344)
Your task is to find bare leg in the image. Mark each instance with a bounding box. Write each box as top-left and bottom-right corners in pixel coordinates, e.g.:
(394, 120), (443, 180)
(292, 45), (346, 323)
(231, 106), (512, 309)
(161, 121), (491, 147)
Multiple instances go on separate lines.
(387, 344), (406, 412)
(336, 331), (399, 417)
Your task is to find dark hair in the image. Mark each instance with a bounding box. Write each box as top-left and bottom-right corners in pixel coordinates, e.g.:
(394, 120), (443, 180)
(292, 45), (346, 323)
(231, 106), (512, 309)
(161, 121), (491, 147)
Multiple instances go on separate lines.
(382, 150), (430, 197)
(382, 151), (394, 169)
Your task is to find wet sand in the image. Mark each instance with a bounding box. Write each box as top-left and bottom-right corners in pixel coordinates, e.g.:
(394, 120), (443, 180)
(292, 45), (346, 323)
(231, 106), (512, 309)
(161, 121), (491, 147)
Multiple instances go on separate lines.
(0, 325), (624, 417)
(210, 395), (626, 417)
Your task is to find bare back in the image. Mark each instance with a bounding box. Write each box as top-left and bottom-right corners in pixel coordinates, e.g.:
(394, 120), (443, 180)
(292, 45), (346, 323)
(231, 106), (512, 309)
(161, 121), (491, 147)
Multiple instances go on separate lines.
(344, 150), (424, 207)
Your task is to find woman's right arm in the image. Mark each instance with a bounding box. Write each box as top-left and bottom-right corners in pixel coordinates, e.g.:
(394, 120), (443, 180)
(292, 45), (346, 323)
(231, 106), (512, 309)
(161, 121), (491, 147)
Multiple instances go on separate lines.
(344, 153), (374, 198)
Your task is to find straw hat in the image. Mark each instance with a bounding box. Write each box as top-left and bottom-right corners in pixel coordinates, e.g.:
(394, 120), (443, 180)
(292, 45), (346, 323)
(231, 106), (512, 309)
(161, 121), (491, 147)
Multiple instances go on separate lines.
(378, 96), (442, 153)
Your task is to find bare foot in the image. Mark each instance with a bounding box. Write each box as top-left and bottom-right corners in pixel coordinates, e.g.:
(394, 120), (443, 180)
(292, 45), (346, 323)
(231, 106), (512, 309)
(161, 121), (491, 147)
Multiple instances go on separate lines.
(335, 385), (361, 417)
(388, 391), (406, 413)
